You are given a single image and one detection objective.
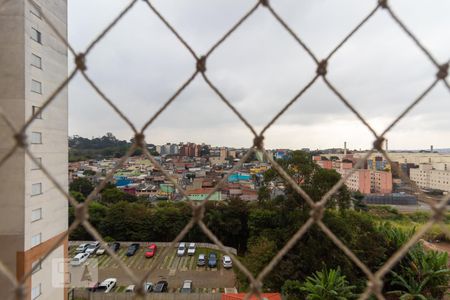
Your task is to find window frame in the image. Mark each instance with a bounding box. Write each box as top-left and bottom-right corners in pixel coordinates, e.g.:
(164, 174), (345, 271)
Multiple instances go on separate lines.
(31, 183), (42, 196)
(30, 27), (42, 44)
(31, 208), (42, 222)
(31, 233), (42, 248)
(32, 106), (42, 119)
(31, 53), (42, 69)
(31, 283), (41, 299)
(31, 132), (42, 144)
(31, 157), (42, 170)
(29, 1), (42, 19)
(31, 79), (42, 94)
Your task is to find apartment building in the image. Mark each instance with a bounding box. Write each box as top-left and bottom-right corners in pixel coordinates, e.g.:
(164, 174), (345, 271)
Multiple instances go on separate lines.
(314, 156), (393, 194)
(410, 164), (450, 192)
(336, 169), (371, 194)
(0, 1), (68, 299)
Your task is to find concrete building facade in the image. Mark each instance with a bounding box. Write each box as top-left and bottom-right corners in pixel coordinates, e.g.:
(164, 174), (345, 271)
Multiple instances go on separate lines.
(0, 1), (68, 299)
(410, 164), (450, 192)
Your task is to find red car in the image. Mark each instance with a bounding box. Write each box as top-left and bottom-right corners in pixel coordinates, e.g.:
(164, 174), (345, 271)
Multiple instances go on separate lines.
(145, 244), (157, 258)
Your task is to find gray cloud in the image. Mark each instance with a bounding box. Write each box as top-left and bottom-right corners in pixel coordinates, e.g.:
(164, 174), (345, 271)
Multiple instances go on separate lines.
(68, 0), (450, 149)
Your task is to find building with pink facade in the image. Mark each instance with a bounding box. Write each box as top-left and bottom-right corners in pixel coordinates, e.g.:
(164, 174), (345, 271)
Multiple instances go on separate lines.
(315, 157), (392, 194)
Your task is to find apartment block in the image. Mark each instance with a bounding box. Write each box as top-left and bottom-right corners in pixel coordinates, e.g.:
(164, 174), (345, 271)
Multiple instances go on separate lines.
(410, 164), (450, 192)
(0, 1), (68, 299)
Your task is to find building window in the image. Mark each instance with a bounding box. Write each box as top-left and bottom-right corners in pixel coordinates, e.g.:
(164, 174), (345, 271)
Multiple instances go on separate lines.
(31, 132), (42, 144)
(31, 233), (42, 248)
(32, 106), (42, 119)
(31, 283), (41, 299)
(30, 1), (41, 18)
(31, 53), (42, 69)
(31, 208), (42, 222)
(31, 260), (42, 274)
(31, 27), (41, 44)
(31, 183), (42, 196)
(31, 79), (42, 94)
(31, 157), (42, 170)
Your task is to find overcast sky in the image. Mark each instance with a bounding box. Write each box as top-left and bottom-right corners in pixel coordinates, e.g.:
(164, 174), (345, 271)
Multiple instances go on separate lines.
(68, 0), (450, 150)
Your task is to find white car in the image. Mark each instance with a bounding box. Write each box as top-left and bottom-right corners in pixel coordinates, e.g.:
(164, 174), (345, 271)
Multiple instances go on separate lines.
(97, 278), (117, 293)
(75, 243), (89, 253)
(85, 242), (100, 255)
(187, 243), (196, 256)
(177, 242), (186, 256)
(125, 282), (152, 293)
(222, 255), (232, 269)
(181, 280), (192, 293)
(125, 285), (135, 293)
(96, 247), (106, 255)
(70, 252), (89, 266)
(144, 282), (153, 293)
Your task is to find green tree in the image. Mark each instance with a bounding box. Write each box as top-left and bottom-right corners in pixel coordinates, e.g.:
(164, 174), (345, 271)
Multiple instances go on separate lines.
(70, 191), (85, 203)
(83, 169), (96, 176)
(257, 186), (271, 202)
(69, 178), (94, 197)
(387, 245), (450, 300)
(300, 267), (356, 300)
(100, 187), (137, 204)
(282, 280), (304, 300)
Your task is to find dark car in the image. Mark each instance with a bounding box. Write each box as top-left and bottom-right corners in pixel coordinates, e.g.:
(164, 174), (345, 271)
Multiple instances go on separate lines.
(153, 280), (168, 293)
(208, 252), (217, 268)
(126, 243), (140, 256)
(111, 242), (120, 253)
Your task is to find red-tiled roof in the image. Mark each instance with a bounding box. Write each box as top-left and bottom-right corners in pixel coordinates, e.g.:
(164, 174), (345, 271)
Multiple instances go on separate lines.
(221, 293), (282, 300)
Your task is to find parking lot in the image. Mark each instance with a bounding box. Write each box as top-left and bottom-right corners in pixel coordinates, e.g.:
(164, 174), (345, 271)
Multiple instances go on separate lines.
(69, 243), (236, 293)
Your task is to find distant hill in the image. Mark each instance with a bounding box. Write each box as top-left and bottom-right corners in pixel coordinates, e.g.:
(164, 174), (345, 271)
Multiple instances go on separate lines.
(68, 133), (156, 162)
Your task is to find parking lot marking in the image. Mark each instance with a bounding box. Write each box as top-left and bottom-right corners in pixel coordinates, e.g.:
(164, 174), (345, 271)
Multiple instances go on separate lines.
(170, 256), (181, 271)
(99, 255), (113, 267)
(160, 254), (169, 270)
(189, 255), (195, 270)
(163, 249), (176, 270)
(127, 248), (143, 269)
(179, 256), (187, 271)
(111, 248), (127, 268)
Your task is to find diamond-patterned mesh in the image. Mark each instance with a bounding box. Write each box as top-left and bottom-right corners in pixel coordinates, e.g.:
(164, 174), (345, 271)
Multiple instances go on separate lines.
(0, 0), (449, 299)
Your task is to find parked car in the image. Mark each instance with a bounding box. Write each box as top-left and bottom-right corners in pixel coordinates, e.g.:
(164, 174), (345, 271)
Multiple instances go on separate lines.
(197, 254), (206, 267)
(111, 242), (120, 252)
(70, 252), (89, 266)
(144, 282), (153, 293)
(187, 243), (196, 255)
(222, 255), (232, 269)
(208, 252), (217, 268)
(97, 278), (117, 293)
(177, 242), (186, 256)
(85, 242), (100, 255)
(125, 285), (135, 293)
(75, 243), (89, 253)
(153, 280), (168, 293)
(180, 280), (192, 293)
(145, 244), (157, 258)
(96, 247), (106, 255)
(126, 243), (140, 256)
(86, 281), (100, 292)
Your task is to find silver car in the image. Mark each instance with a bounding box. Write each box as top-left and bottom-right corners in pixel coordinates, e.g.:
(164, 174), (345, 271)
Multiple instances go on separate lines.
(181, 280), (192, 293)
